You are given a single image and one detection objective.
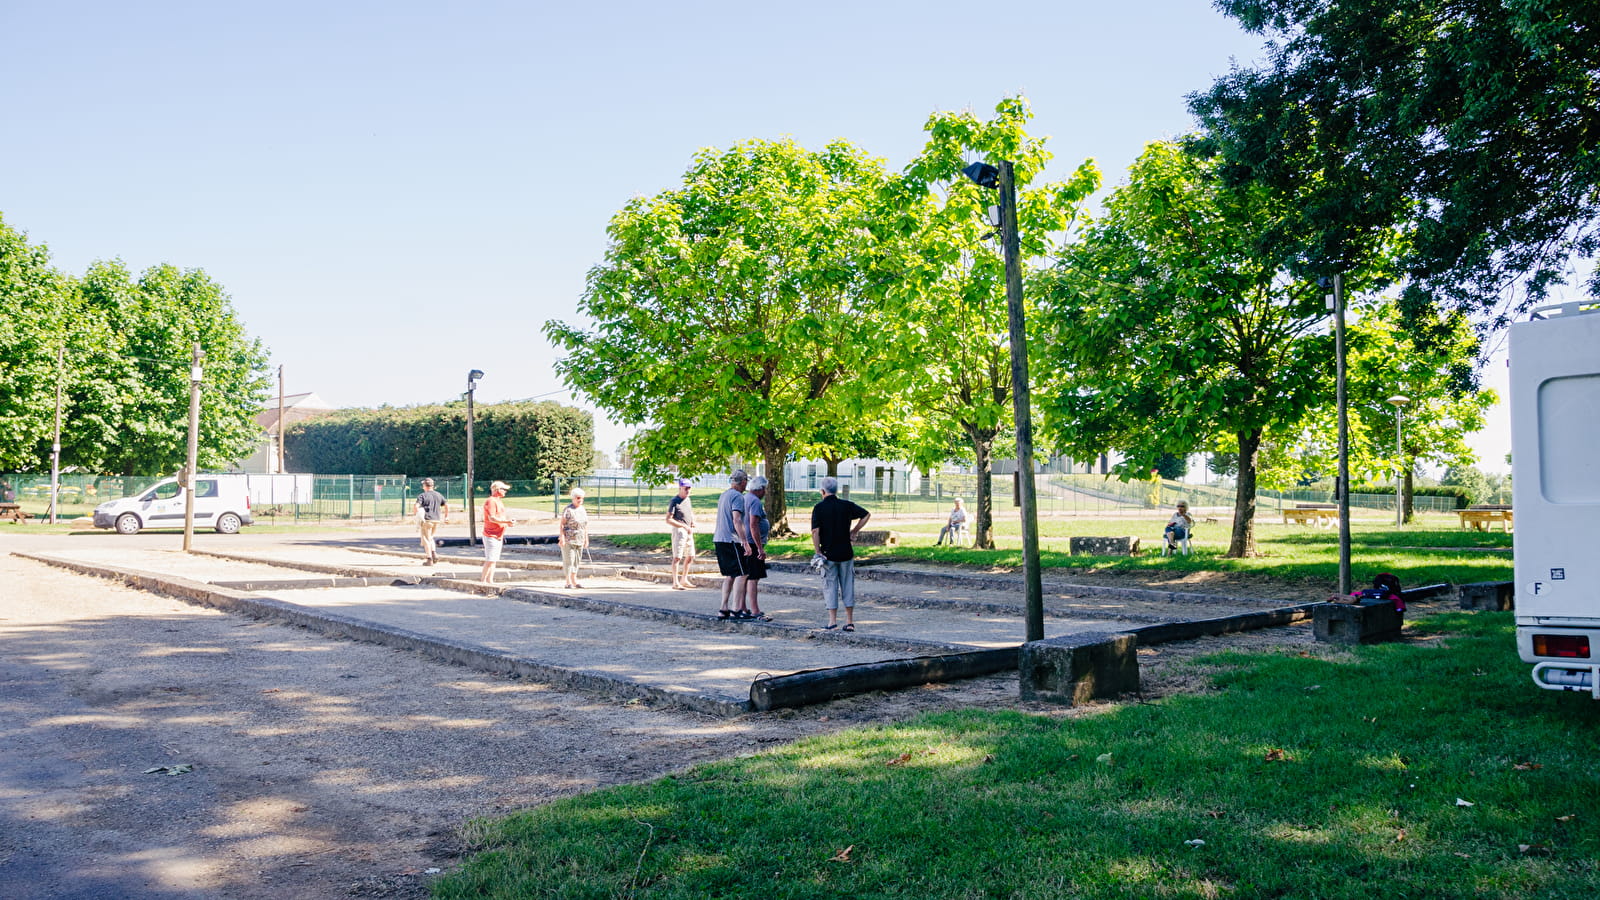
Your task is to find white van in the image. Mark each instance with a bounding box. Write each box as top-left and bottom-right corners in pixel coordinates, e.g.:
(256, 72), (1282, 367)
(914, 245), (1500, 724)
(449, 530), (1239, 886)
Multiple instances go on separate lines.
(92, 475), (254, 535)
(1511, 300), (1600, 697)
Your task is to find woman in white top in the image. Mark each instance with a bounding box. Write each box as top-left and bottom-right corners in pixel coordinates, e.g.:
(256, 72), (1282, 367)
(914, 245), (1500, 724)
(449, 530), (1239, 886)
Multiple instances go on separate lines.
(1164, 501), (1193, 551)
(558, 487), (589, 588)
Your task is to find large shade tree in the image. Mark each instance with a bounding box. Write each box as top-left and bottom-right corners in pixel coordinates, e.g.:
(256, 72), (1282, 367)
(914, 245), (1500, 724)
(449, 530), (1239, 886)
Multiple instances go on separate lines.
(1037, 140), (1389, 557)
(1191, 0), (1600, 325)
(545, 139), (907, 533)
(891, 97), (1100, 548)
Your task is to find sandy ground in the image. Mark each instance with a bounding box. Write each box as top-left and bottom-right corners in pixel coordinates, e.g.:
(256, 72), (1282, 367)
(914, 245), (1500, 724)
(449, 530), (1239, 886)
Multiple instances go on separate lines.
(0, 526), (1322, 898)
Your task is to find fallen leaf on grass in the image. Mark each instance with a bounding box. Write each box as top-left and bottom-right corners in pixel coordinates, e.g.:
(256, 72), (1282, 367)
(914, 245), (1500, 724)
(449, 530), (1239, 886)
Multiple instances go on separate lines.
(1456, 798), (1475, 807)
(1394, 829), (1407, 843)
(1513, 762), (1543, 771)
(982, 754), (995, 764)
(886, 753), (912, 767)
(1304, 685), (1321, 692)
(1264, 748), (1289, 762)
(1204, 810), (1225, 819)
(1184, 839), (1206, 848)
(1096, 753), (1113, 765)
(1454, 852), (1471, 860)
(260, 689), (281, 694)
(1556, 814), (1576, 822)
(1519, 844), (1552, 856)
(828, 845), (854, 863)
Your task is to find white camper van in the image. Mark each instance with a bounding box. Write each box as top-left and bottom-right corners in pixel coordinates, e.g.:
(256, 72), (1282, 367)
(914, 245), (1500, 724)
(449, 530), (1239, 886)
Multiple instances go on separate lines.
(92, 474), (254, 535)
(1511, 300), (1600, 697)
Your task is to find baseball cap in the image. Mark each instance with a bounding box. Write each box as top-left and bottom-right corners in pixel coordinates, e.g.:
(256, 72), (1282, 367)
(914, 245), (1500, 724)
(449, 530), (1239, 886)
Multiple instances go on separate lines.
(677, 478), (692, 488)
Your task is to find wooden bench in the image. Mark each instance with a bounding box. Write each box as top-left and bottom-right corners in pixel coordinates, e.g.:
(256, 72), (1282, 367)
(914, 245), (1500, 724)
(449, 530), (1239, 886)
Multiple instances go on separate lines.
(1282, 505), (1339, 527)
(0, 503), (31, 524)
(1457, 508), (1513, 532)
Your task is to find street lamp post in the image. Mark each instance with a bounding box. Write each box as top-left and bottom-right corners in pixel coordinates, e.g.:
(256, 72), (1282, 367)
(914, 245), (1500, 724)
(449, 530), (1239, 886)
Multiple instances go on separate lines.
(182, 344), (205, 552)
(465, 369), (484, 546)
(1388, 394), (1409, 528)
(963, 159), (1045, 643)
(1319, 274), (1353, 598)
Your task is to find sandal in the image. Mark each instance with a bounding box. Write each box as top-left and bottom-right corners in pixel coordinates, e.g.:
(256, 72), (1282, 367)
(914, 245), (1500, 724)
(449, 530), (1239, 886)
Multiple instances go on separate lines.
(735, 609), (754, 619)
(751, 612), (772, 622)
(822, 623), (838, 630)
(718, 609), (732, 619)
(842, 624), (855, 632)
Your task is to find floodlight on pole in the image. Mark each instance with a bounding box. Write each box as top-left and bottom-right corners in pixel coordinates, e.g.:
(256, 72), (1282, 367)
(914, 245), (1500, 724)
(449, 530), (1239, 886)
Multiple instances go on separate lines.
(1388, 394), (1409, 527)
(465, 369), (485, 545)
(962, 158), (1044, 643)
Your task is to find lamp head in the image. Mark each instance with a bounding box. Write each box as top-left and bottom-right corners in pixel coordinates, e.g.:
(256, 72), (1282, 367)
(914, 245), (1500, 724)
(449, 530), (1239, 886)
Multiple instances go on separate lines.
(961, 161), (1000, 189)
(1387, 394), (1409, 408)
(468, 369), (485, 384)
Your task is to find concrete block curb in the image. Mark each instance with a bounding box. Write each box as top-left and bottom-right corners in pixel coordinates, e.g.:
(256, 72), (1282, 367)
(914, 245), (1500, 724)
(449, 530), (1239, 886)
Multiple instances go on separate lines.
(1019, 632), (1140, 705)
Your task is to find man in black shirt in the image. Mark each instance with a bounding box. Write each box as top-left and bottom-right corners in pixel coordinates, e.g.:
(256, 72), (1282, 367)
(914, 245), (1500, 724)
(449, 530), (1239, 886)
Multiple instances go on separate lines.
(810, 475), (870, 632)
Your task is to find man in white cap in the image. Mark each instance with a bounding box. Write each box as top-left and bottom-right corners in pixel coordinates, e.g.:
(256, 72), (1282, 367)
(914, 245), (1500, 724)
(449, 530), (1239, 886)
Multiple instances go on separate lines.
(737, 475), (772, 620)
(712, 470), (749, 618)
(665, 478), (696, 589)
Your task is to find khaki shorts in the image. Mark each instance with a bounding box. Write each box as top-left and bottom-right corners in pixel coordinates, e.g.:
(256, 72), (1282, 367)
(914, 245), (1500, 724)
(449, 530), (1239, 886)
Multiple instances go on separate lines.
(671, 528), (696, 558)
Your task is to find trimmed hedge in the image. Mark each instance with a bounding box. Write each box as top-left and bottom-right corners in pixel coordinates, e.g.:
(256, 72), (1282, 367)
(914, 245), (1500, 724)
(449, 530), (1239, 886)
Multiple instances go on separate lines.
(285, 401), (593, 481)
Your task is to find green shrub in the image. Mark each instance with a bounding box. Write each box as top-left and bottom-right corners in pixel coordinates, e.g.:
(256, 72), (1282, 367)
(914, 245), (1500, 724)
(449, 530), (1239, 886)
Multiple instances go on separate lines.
(284, 401), (592, 481)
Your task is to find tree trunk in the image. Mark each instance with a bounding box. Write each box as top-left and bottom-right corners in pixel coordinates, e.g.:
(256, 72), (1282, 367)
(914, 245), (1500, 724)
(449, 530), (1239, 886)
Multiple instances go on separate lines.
(968, 426), (998, 549)
(1227, 428), (1263, 558)
(1402, 463), (1415, 524)
(825, 457), (841, 478)
(757, 435), (792, 536)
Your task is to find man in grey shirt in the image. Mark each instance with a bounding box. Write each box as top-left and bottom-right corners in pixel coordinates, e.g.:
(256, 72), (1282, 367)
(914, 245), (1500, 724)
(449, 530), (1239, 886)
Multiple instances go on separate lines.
(712, 470), (749, 619)
(414, 477), (448, 566)
(737, 476), (772, 621)
(665, 479), (696, 589)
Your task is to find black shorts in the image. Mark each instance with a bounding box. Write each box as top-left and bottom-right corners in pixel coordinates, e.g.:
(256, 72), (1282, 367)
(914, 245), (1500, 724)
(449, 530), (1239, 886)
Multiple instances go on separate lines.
(714, 541), (746, 577)
(744, 552), (767, 581)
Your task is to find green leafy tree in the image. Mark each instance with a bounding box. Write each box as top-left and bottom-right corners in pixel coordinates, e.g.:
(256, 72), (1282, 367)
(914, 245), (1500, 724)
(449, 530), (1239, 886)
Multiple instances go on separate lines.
(892, 97), (1100, 547)
(1037, 140), (1388, 557)
(73, 261), (270, 475)
(0, 216), (72, 472)
(545, 139), (904, 533)
(1191, 0), (1600, 323)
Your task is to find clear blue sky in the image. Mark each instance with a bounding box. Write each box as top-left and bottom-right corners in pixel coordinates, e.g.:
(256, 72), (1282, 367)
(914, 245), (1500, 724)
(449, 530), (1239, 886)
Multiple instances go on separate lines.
(0, 0), (1509, 471)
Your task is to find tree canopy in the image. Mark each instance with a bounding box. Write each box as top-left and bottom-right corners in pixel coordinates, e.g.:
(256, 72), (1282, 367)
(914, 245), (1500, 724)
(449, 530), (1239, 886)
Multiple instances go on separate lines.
(891, 97), (1100, 547)
(1190, 0), (1600, 325)
(0, 215), (270, 475)
(545, 138), (906, 533)
(1037, 140), (1390, 556)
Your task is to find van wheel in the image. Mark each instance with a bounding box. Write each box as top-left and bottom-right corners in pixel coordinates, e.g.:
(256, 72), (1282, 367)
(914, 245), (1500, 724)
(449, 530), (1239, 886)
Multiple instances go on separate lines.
(115, 513), (141, 535)
(215, 513), (242, 535)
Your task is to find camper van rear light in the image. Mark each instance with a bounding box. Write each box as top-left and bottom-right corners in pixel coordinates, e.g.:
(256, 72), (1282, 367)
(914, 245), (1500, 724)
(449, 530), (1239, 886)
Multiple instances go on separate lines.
(1533, 634), (1591, 658)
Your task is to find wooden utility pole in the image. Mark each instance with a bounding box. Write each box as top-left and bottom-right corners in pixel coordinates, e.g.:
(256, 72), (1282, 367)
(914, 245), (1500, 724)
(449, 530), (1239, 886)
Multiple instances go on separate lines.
(49, 344), (64, 524)
(277, 364), (286, 473)
(999, 161), (1045, 643)
(183, 343), (204, 551)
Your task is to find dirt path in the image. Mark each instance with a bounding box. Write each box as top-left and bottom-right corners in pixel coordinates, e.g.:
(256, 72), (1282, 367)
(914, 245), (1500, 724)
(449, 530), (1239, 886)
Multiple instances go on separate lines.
(0, 536), (1322, 898)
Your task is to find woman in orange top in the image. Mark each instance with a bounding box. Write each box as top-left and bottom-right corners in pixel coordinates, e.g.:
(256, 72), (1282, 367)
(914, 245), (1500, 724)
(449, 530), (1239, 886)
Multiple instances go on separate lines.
(479, 481), (515, 584)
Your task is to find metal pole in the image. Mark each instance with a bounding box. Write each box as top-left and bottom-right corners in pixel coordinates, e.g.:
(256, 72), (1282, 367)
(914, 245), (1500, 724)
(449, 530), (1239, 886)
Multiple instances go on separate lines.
(465, 380), (477, 545)
(183, 343), (204, 552)
(1333, 274), (1351, 596)
(1395, 406), (1404, 528)
(50, 344), (63, 524)
(1000, 161), (1045, 642)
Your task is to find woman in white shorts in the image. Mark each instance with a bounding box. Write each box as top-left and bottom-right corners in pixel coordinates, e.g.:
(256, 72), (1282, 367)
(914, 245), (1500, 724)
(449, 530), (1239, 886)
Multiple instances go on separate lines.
(558, 487), (589, 588)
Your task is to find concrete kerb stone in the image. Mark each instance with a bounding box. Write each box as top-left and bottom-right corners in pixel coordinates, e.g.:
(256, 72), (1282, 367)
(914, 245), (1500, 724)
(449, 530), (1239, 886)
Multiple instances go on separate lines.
(1019, 631), (1141, 705)
(12, 551), (750, 718)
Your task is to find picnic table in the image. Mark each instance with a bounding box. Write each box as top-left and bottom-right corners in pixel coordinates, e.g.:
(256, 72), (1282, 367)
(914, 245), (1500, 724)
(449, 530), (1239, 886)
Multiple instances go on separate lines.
(1457, 507), (1513, 532)
(0, 503), (32, 523)
(1282, 504), (1339, 527)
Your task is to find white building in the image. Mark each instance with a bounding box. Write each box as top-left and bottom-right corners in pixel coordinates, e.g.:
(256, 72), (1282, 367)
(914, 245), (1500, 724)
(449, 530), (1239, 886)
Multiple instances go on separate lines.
(234, 392), (334, 474)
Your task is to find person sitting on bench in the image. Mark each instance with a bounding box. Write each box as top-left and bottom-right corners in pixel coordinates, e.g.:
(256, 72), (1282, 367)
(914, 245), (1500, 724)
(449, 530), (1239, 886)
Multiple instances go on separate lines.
(1164, 501), (1193, 552)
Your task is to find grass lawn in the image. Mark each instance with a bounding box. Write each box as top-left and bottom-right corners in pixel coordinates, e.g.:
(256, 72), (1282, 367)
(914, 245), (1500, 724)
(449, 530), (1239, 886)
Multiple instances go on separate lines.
(607, 516), (1512, 588)
(435, 612), (1600, 899)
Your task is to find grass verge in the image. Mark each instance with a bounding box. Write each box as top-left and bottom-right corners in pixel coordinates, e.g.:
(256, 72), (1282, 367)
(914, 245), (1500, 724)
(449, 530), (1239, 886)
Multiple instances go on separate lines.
(435, 613), (1599, 899)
